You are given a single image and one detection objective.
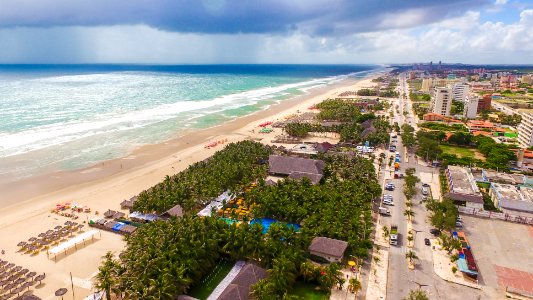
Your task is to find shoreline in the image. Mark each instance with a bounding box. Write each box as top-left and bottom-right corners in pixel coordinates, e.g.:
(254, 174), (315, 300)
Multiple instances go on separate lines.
(0, 72), (381, 209)
(0, 71), (383, 299)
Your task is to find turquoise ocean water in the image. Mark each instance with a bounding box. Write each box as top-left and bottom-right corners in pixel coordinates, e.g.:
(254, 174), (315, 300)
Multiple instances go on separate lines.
(0, 64), (381, 179)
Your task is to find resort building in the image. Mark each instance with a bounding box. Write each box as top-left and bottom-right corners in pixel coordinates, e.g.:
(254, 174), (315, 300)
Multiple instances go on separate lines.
(218, 263), (268, 300)
(430, 87), (452, 116)
(159, 204), (184, 219)
(489, 183), (533, 215)
(518, 112), (533, 148)
(268, 155), (325, 184)
(445, 166), (484, 209)
(463, 93), (479, 119)
(308, 236), (348, 263)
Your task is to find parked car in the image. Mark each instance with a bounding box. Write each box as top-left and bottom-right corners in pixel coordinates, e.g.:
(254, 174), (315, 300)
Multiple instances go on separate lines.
(383, 199), (394, 206)
(422, 187), (429, 195)
(425, 238), (431, 246)
(455, 221), (463, 228)
(429, 228), (440, 236)
(422, 183), (430, 187)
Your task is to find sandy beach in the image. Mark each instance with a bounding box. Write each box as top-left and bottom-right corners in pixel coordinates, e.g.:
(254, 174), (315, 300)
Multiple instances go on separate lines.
(0, 73), (381, 299)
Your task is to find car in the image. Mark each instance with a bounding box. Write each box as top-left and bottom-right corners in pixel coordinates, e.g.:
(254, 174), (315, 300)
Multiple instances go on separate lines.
(383, 200), (394, 206)
(422, 195), (428, 201)
(429, 228), (440, 236)
(424, 238), (431, 246)
(455, 221), (463, 228)
(392, 139), (397, 142)
(422, 183), (430, 187)
(422, 187), (429, 195)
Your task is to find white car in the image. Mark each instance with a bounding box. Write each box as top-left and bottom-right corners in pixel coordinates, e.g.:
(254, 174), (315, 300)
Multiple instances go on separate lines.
(383, 199), (394, 206)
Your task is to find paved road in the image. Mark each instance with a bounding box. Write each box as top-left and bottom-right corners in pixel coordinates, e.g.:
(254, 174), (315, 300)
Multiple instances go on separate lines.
(384, 74), (487, 300)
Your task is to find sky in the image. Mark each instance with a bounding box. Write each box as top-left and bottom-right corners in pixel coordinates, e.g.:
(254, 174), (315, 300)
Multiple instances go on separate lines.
(0, 0), (531, 64)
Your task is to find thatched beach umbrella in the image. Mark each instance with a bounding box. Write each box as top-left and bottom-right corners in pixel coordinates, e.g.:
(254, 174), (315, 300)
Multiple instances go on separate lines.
(34, 274), (45, 284)
(15, 277), (26, 285)
(13, 266), (21, 273)
(19, 269), (28, 276)
(54, 226), (62, 230)
(28, 237), (37, 242)
(38, 233), (46, 238)
(55, 288), (67, 300)
(17, 242), (26, 247)
(45, 230), (54, 235)
(26, 271), (36, 279)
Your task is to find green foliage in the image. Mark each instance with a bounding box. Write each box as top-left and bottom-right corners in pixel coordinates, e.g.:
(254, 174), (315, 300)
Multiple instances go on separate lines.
(426, 199), (458, 231)
(498, 114), (522, 126)
(450, 100), (464, 115)
(401, 124), (416, 147)
(316, 99), (362, 122)
(416, 134), (442, 161)
(404, 289), (430, 300)
(357, 89), (378, 96)
(133, 141), (272, 213)
(475, 136), (516, 171)
(249, 154), (379, 256)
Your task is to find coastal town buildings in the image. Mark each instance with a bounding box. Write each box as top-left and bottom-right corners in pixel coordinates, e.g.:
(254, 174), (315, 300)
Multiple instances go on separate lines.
(518, 112), (533, 148)
(463, 93), (479, 119)
(477, 94), (492, 111)
(452, 82), (469, 102)
(430, 87), (452, 116)
(445, 166), (484, 209)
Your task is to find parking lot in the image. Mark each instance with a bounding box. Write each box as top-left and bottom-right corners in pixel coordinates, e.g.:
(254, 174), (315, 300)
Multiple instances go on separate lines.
(462, 215), (533, 297)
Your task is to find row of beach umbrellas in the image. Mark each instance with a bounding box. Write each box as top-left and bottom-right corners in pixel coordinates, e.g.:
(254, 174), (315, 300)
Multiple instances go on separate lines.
(17, 222), (84, 254)
(0, 259), (45, 299)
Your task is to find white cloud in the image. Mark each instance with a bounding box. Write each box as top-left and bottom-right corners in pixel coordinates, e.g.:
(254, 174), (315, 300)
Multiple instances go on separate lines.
(0, 9), (531, 64)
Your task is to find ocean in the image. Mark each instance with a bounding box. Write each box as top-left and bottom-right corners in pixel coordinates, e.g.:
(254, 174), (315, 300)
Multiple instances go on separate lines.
(0, 64), (381, 179)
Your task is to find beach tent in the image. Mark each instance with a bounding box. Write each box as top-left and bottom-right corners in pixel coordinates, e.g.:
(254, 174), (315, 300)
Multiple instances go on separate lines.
(47, 230), (100, 260)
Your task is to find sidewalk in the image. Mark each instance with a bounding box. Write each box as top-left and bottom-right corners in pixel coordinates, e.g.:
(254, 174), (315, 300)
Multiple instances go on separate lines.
(430, 242), (481, 290)
(330, 268), (357, 300)
(365, 244), (388, 300)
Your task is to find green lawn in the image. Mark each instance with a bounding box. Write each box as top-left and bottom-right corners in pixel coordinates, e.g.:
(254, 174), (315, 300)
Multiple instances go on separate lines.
(188, 259), (235, 300)
(440, 145), (476, 158)
(287, 281), (329, 300)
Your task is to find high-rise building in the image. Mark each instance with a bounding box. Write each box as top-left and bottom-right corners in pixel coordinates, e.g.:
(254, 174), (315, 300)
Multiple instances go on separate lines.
(421, 78), (433, 92)
(452, 83), (469, 102)
(430, 87), (451, 116)
(477, 94), (492, 111)
(463, 93), (479, 119)
(518, 113), (533, 148)
(522, 75), (532, 85)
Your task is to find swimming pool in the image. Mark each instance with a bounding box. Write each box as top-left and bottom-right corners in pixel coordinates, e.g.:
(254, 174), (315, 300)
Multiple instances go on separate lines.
(250, 218), (301, 234)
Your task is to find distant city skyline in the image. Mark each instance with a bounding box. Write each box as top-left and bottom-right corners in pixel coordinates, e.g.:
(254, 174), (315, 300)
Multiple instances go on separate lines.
(0, 0), (531, 64)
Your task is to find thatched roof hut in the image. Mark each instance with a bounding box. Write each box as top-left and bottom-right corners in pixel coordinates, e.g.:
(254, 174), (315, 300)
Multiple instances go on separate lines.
(160, 204), (184, 219)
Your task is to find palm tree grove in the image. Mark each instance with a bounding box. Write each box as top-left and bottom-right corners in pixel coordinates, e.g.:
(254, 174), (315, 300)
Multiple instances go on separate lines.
(95, 100), (387, 299)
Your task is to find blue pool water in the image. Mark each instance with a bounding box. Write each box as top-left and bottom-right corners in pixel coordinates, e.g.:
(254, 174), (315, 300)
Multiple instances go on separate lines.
(250, 218), (301, 234)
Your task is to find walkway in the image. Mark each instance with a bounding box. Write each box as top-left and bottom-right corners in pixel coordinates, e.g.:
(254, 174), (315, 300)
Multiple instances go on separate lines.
(206, 260), (245, 300)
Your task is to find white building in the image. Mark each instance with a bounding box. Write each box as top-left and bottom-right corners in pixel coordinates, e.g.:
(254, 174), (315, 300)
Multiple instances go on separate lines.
(463, 93), (479, 119)
(430, 87), (452, 116)
(518, 112), (533, 148)
(421, 78), (433, 92)
(452, 82), (469, 102)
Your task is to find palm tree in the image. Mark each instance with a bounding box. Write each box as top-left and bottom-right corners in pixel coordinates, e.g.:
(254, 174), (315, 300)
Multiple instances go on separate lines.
(95, 252), (118, 300)
(382, 225), (390, 241)
(407, 235), (414, 244)
(404, 209), (415, 221)
(348, 277), (361, 295)
(405, 250), (418, 264)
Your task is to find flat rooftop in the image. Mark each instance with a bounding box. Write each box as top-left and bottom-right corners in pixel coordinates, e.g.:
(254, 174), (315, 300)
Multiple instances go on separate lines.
(447, 166), (481, 196)
(492, 183), (533, 213)
(482, 170), (524, 185)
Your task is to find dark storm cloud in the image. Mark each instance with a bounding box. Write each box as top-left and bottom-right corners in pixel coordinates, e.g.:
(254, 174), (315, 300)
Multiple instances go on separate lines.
(0, 0), (490, 35)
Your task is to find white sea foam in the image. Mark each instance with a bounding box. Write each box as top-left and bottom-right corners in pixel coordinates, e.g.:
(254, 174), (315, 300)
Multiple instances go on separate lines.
(0, 72), (350, 158)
